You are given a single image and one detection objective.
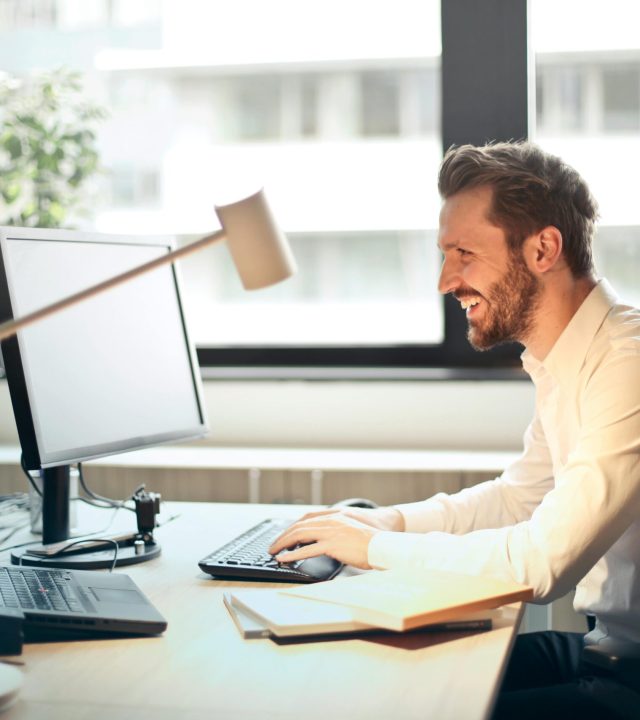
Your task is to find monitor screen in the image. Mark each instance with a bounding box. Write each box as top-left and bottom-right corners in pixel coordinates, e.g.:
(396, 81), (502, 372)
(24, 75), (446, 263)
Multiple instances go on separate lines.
(0, 227), (208, 470)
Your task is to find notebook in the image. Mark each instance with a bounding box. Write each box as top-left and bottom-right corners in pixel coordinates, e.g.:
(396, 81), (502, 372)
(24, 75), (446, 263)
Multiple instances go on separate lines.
(284, 568), (533, 631)
(224, 589), (492, 639)
(0, 564), (167, 640)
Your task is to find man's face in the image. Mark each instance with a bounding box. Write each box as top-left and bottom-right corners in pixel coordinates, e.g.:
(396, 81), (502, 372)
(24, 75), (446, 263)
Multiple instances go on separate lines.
(437, 186), (541, 350)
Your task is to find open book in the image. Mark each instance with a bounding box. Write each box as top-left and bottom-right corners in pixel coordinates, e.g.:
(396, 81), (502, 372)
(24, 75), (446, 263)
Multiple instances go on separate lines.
(283, 568), (533, 632)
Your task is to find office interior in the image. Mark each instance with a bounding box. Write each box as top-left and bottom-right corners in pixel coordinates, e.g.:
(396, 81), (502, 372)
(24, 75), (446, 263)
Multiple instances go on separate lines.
(1, 0), (639, 638)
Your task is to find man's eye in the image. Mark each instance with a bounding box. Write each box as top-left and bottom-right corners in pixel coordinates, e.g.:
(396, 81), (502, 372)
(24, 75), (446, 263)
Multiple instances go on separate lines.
(458, 248), (472, 256)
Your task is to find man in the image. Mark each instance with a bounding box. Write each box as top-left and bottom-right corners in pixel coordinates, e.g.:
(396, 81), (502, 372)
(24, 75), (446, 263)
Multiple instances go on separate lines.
(270, 142), (640, 718)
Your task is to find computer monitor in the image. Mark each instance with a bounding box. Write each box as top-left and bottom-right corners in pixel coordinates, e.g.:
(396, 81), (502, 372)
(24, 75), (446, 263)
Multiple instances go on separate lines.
(0, 226), (208, 564)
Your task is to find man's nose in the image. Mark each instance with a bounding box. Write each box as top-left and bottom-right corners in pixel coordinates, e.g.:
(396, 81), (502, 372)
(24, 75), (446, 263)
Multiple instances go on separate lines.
(437, 256), (460, 295)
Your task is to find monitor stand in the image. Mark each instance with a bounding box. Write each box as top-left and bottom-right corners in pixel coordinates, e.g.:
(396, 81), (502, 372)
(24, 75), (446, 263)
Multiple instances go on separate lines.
(10, 465), (161, 570)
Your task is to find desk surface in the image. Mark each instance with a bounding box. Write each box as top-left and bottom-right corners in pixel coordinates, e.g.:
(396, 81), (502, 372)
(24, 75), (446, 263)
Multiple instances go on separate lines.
(1, 502), (522, 720)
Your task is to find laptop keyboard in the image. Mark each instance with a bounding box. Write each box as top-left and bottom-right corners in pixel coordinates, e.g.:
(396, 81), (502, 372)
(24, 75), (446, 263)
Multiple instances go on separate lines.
(198, 518), (343, 583)
(0, 566), (85, 613)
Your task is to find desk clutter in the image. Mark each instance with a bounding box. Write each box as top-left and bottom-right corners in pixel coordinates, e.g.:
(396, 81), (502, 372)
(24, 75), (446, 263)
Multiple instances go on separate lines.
(224, 568), (533, 639)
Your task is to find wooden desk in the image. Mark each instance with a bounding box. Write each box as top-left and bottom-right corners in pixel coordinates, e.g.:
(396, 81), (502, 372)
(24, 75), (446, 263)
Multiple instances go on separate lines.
(2, 502), (522, 720)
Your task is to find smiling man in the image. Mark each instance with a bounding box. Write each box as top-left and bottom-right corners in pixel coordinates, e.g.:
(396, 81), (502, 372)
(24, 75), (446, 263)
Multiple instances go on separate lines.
(269, 142), (640, 719)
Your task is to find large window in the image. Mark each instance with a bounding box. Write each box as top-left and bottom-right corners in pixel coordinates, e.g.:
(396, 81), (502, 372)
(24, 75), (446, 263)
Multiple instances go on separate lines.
(0, 0), (451, 370)
(532, 0), (640, 308)
(12, 2), (632, 375)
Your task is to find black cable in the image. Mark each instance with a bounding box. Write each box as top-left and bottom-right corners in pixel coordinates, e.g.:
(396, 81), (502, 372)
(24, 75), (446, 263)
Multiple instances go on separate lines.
(19, 454), (41, 497)
(21, 537), (120, 572)
(77, 463), (139, 513)
(0, 504), (123, 555)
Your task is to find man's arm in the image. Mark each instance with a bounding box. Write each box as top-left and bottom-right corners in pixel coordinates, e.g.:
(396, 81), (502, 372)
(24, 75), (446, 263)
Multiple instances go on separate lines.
(367, 351), (640, 600)
(270, 409), (554, 568)
(396, 410), (554, 535)
(271, 351), (640, 599)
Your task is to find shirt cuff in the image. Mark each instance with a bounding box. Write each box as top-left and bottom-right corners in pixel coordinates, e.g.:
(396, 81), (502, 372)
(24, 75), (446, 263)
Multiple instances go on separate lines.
(394, 493), (450, 533)
(368, 531), (420, 570)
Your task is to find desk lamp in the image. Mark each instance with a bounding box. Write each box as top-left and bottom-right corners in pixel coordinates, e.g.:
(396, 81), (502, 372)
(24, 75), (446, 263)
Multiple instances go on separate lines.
(0, 188), (295, 562)
(0, 188), (296, 342)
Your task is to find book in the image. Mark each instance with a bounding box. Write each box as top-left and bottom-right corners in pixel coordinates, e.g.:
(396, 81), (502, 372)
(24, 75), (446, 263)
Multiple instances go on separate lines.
(224, 589), (493, 639)
(283, 568), (533, 632)
(223, 593), (273, 639)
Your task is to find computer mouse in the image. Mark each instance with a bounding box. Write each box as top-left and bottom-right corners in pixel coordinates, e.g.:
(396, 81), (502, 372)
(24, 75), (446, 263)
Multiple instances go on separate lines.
(0, 664), (22, 712)
(331, 497), (379, 509)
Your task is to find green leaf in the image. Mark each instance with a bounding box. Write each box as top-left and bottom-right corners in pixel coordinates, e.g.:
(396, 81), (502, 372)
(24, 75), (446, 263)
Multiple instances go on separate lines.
(48, 201), (65, 223)
(0, 68), (105, 226)
(1, 134), (22, 160)
(1, 183), (21, 204)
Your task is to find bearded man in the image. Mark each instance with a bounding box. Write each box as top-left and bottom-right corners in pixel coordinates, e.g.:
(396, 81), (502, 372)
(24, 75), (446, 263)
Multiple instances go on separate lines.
(270, 142), (640, 719)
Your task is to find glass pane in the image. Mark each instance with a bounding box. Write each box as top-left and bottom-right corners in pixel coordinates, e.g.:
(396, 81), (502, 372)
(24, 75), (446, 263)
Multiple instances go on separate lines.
(0, 0), (443, 347)
(531, 0), (640, 307)
(361, 71), (401, 136)
(602, 66), (640, 131)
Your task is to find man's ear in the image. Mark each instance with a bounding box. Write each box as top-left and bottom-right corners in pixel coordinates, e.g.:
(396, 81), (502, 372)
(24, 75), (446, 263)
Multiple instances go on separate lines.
(525, 226), (563, 274)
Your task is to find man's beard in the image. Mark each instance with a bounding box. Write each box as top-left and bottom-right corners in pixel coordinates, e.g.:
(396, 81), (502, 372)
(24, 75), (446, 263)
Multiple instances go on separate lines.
(465, 251), (541, 351)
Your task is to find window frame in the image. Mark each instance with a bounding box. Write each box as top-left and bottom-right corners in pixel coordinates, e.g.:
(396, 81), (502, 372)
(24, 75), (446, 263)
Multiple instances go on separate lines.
(196, 0), (530, 379)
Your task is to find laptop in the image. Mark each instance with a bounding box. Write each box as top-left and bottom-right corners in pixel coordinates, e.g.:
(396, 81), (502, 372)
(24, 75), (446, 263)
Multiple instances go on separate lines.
(0, 564), (167, 640)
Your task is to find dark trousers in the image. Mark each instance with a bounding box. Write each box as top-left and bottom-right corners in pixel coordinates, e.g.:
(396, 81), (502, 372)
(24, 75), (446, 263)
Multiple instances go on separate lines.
(491, 631), (640, 720)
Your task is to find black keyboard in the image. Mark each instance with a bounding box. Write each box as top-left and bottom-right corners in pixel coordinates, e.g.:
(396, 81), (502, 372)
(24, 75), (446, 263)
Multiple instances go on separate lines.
(0, 566), (85, 613)
(198, 518), (343, 583)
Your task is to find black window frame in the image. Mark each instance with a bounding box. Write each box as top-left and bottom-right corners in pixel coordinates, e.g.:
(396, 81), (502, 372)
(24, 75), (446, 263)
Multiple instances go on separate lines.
(197, 0), (529, 380)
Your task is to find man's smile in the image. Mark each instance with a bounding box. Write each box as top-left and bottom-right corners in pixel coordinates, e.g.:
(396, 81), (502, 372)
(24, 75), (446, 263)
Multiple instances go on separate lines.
(454, 291), (485, 317)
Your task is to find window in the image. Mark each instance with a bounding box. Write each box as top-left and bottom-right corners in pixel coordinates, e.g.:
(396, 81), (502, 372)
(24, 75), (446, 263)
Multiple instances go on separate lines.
(536, 65), (585, 133)
(1, 0), (538, 375)
(602, 66), (640, 132)
(360, 71), (401, 136)
(232, 76), (282, 141)
(531, 0), (640, 308)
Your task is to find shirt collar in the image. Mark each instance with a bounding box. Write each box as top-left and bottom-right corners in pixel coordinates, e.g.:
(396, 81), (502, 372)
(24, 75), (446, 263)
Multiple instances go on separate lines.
(521, 278), (618, 387)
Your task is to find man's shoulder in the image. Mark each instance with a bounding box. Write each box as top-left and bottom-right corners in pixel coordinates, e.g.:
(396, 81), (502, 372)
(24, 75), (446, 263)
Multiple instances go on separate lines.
(601, 299), (640, 349)
(584, 299), (640, 379)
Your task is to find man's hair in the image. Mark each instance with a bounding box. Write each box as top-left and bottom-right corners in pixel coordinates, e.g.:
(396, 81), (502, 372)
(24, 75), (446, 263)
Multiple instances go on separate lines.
(438, 141), (598, 278)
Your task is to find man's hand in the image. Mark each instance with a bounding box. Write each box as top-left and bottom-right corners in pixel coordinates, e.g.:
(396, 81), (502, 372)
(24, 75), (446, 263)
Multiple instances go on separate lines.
(268, 507), (404, 569)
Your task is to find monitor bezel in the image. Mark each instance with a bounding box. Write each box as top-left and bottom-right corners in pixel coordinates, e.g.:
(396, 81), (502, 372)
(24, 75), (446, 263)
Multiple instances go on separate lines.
(0, 225), (209, 471)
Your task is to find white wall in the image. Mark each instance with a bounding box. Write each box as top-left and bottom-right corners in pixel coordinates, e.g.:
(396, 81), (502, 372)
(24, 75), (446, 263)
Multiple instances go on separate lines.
(0, 379), (533, 450)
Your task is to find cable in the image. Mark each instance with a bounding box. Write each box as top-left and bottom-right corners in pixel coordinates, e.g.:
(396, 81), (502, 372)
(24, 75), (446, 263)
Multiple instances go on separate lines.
(0, 521), (30, 546)
(19, 456), (138, 513)
(77, 463), (138, 513)
(0, 493), (29, 516)
(21, 537), (119, 572)
(19, 454), (41, 497)
(0, 504), (123, 555)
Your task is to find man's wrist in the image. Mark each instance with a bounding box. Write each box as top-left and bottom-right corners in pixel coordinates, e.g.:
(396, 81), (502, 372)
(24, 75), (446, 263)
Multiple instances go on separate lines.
(381, 507), (405, 532)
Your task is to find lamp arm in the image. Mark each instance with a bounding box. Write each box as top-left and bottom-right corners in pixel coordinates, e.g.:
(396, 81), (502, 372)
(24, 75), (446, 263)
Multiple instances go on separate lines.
(0, 229), (226, 342)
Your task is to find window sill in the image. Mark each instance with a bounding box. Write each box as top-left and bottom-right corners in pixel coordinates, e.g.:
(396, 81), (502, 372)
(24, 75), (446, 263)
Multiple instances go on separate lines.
(199, 366), (529, 382)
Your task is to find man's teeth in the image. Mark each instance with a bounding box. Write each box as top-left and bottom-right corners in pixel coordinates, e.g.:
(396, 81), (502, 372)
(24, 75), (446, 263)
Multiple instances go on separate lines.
(460, 298), (481, 310)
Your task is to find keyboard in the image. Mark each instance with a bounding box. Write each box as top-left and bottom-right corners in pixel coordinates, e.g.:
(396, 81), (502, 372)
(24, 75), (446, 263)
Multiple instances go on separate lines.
(0, 566), (85, 613)
(198, 518), (343, 583)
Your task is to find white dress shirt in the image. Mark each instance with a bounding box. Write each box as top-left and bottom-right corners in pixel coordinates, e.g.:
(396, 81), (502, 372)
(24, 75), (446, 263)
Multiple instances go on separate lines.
(368, 279), (640, 642)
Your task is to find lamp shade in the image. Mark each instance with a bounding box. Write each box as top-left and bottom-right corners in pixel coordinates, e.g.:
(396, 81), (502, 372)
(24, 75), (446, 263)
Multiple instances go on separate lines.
(215, 189), (297, 290)
(0, 188), (296, 342)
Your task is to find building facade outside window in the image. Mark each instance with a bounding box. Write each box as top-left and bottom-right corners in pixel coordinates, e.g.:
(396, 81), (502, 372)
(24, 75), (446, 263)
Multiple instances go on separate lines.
(1, 0), (638, 371)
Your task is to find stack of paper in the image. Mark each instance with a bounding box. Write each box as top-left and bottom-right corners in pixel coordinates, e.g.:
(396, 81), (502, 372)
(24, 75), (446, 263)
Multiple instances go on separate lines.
(224, 568), (532, 639)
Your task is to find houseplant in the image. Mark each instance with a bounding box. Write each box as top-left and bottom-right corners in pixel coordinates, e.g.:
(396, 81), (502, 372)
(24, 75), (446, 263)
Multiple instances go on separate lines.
(0, 67), (107, 228)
